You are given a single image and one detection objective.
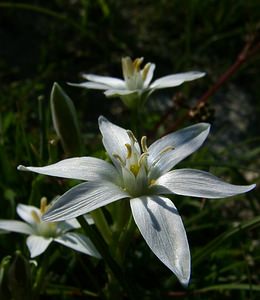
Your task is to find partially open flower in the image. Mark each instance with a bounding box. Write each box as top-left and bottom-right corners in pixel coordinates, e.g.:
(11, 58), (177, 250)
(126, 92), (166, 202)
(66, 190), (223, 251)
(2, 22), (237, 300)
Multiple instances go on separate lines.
(70, 57), (205, 108)
(0, 198), (100, 258)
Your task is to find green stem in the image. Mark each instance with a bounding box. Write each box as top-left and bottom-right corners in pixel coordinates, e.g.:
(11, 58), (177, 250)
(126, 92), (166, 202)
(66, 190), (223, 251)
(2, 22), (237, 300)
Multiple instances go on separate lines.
(116, 214), (136, 264)
(110, 200), (132, 262)
(130, 105), (145, 138)
(113, 200), (131, 233)
(90, 208), (112, 245)
(77, 216), (137, 300)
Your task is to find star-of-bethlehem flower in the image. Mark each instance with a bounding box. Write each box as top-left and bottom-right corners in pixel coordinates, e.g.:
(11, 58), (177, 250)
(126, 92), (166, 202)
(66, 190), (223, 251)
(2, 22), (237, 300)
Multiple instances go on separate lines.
(18, 117), (255, 285)
(70, 57), (205, 108)
(0, 197), (100, 258)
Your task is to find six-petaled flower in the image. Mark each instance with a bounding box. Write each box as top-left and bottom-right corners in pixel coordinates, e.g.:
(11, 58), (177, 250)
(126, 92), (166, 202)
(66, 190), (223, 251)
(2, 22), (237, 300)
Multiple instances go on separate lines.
(0, 197), (100, 258)
(18, 117), (255, 285)
(70, 57), (205, 108)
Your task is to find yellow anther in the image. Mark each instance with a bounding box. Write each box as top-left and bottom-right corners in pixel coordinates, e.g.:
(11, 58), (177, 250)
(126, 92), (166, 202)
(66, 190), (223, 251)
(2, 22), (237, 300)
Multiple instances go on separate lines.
(31, 210), (41, 223)
(142, 63), (151, 81)
(159, 146), (174, 155)
(149, 179), (156, 186)
(133, 57), (144, 71)
(141, 136), (148, 153)
(40, 197), (48, 214)
(125, 143), (132, 159)
(113, 154), (126, 166)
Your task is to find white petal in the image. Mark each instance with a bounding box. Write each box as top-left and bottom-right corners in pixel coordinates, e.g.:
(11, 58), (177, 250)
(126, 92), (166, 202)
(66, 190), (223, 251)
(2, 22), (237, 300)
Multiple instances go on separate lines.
(104, 89), (136, 97)
(155, 169), (256, 198)
(130, 196), (190, 286)
(56, 219), (80, 233)
(26, 235), (53, 257)
(18, 157), (118, 182)
(143, 63), (156, 88)
(68, 81), (109, 90)
(17, 204), (40, 225)
(55, 232), (101, 258)
(148, 123), (210, 179)
(0, 220), (34, 235)
(56, 215), (93, 233)
(98, 116), (140, 168)
(42, 181), (129, 222)
(83, 74), (126, 89)
(83, 214), (95, 225)
(150, 71), (205, 89)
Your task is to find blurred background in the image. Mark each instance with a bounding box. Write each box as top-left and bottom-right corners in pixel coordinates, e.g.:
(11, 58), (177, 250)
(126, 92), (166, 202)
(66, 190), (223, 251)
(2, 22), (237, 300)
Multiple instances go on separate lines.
(0, 0), (259, 299)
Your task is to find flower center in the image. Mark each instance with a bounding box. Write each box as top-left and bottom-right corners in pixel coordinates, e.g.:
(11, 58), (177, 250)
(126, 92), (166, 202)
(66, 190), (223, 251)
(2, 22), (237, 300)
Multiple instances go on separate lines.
(113, 131), (150, 196)
(31, 197), (57, 237)
(112, 129), (176, 196)
(121, 57), (151, 90)
(125, 131), (149, 176)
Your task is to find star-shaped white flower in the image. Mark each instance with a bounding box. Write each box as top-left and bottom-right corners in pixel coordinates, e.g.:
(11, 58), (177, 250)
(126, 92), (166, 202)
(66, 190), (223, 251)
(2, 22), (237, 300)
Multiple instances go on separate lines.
(18, 117), (255, 285)
(70, 57), (205, 108)
(0, 198), (100, 258)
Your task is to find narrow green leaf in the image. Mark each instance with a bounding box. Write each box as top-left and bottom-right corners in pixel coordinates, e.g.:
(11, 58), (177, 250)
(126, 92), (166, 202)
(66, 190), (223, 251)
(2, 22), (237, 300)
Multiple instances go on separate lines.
(193, 215), (260, 266)
(50, 82), (82, 156)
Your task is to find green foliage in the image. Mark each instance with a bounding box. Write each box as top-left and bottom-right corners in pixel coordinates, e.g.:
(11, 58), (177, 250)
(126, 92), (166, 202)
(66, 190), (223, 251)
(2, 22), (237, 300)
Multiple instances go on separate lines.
(0, 252), (34, 300)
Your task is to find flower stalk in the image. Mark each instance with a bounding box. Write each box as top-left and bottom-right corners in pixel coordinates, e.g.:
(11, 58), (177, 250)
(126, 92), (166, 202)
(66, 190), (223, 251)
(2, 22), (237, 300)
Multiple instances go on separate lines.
(90, 209), (112, 245)
(77, 216), (137, 300)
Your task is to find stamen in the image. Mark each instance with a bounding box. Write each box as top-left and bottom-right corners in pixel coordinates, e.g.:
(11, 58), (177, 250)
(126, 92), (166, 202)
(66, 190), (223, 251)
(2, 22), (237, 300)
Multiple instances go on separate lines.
(125, 143), (132, 159)
(31, 210), (41, 223)
(40, 197), (48, 214)
(126, 130), (137, 143)
(159, 145), (174, 155)
(142, 63), (151, 81)
(151, 146), (175, 167)
(133, 57), (144, 71)
(113, 154), (126, 166)
(141, 136), (148, 153)
(138, 152), (149, 166)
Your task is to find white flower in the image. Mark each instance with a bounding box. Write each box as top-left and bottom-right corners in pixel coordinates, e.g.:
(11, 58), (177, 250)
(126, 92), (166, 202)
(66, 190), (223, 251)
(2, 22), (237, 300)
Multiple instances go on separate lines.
(18, 117), (255, 285)
(0, 197), (100, 258)
(70, 57), (205, 108)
